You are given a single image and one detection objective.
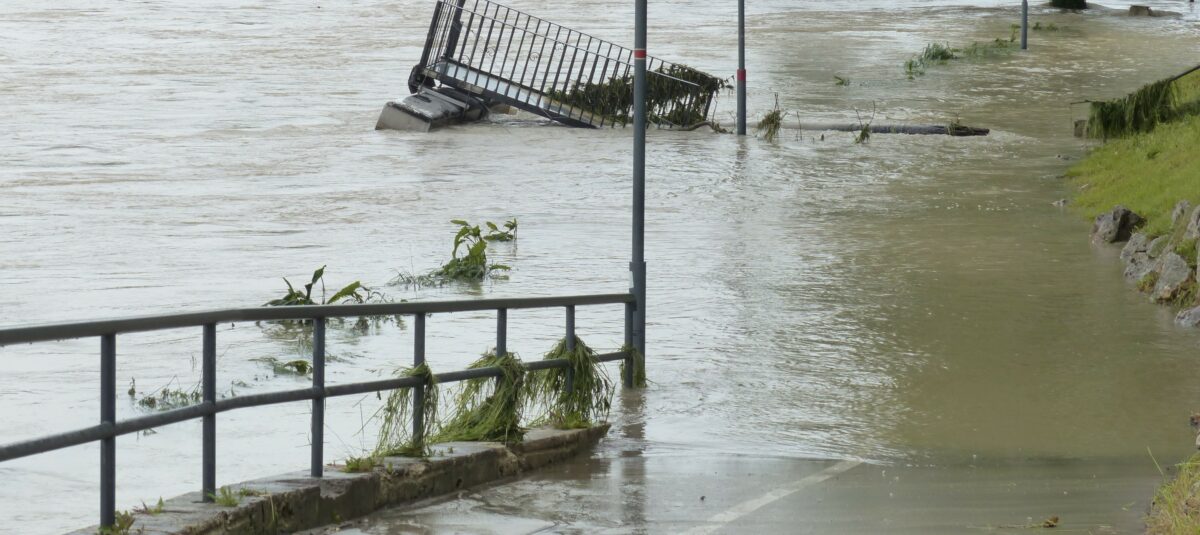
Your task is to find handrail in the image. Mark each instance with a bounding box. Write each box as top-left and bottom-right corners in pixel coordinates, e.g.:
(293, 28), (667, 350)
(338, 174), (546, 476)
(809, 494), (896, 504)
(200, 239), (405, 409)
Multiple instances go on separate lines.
(0, 291), (638, 530)
(0, 293), (634, 346)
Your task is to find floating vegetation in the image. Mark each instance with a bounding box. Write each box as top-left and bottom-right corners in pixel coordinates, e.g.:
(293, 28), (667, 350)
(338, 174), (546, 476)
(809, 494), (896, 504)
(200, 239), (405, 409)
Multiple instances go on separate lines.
(374, 363), (439, 458)
(265, 265), (368, 307)
(620, 345), (647, 388)
(253, 357), (312, 376)
(483, 218), (518, 242)
(1049, 0), (1087, 9)
(135, 379), (202, 411)
(1032, 22), (1060, 31)
(528, 337), (613, 429)
(905, 32), (1018, 79)
(435, 351), (528, 444)
(854, 104), (876, 145)
(261, 266), (403, 341)
(1088, 78), (1178, 139)
(833, 75), (851, 87)
(756, 95), (786, 142)
(391, 220), (512, 287)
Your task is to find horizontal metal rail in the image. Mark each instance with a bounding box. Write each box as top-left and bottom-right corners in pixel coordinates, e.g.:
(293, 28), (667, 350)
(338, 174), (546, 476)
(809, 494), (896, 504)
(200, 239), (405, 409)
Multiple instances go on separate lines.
(0, 292), (638, 529)
(0, 293), (634, 346)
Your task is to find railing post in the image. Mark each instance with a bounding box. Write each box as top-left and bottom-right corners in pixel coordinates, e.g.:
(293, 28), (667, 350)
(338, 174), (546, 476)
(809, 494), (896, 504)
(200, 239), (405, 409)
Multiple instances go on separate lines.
(413, 313), (426, 445)
(1020, 0), (1029, 51)
(202, 324), (216, 501)
(496, 308), (507, 355)
(100, 334), (116, 528)
(623, 302), (635, 388)
(736, 0), (747, 135)
(310, 318), (325, 478)
(565, 305), (575, 392)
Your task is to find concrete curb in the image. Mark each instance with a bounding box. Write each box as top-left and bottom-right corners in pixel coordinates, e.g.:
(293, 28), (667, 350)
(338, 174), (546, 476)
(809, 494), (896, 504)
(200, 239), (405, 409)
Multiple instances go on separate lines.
(69, 425), (609, 535)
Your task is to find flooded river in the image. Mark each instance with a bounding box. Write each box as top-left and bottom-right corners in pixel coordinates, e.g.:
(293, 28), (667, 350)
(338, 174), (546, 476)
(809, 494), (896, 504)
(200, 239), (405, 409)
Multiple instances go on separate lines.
(3, 0), (1200, 532)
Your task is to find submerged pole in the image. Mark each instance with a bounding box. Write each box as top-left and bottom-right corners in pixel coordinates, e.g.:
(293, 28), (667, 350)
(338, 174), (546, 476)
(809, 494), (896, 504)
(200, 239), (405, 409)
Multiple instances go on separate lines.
(737, 0), (747, 135)
(632, 0), (647, 360)
(1021, 0), (1028, 50)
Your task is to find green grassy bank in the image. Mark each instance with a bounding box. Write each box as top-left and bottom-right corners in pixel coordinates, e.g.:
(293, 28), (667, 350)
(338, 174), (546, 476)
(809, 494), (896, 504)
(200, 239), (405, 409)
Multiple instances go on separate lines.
(1147, 453), (1200, 534)
(1067, 113), (1200, 236)
(1069, 67), (1200, 236)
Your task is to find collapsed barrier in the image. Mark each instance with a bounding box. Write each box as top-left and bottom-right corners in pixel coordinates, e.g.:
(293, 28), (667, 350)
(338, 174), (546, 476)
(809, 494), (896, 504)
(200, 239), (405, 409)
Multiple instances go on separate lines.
(0, 294), (639, 531)
(377, 0), (725, 131)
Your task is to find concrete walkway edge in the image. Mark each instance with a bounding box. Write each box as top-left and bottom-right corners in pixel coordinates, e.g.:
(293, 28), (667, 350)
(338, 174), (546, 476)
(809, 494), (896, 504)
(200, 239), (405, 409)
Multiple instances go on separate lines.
(67, 426), (610, 535)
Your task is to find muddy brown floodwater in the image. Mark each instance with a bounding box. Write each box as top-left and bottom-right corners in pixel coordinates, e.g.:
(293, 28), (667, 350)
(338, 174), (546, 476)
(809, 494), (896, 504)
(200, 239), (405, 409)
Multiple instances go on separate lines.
(2, 0), (1200, 533)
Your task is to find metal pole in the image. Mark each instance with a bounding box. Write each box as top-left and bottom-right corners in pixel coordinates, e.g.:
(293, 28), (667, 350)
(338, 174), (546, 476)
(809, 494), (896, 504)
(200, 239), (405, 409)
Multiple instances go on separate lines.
(632, 0), (648, 368)
(565, 306), (575, 392)
(100, 334), (116, 529)
(496, 308), (508, 355)
(736, 0), (747, 135)
(1021, 0), (1028, 50)
(201, 324), (216, 501)
(412, 314), (426, 445)
(310, 318), (325, 478)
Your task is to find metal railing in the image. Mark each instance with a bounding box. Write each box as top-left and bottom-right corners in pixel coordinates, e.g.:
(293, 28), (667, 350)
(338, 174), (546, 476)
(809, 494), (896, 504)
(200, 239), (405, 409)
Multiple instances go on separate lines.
(0, 293), (637, 529)
(411, 0), (723, 128)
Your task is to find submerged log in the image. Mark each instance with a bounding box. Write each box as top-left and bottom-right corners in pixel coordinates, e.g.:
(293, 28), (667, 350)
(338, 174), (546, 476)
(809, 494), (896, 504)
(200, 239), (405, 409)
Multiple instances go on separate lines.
(797, 123), (990, 136)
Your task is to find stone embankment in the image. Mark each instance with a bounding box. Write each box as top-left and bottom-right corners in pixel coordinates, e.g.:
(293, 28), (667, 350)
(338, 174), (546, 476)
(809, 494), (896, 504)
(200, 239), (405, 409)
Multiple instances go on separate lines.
(69, 426), (608, 535)
(1091, 202), (1200, 324)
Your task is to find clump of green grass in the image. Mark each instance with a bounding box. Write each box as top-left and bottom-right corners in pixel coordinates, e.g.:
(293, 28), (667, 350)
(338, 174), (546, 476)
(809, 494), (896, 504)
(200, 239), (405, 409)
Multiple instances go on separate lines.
(1177, 240), (1198, 268)
(374, 363), (439, 457)
(528, 337), (614, 429)
(133, 498), (164, 516)
(1067, 113), (1200, 236)
(343, 456), (377, 473)
(391, 220), (512, 286)
(435, 351), (528, 443)
(1146, 453), (1200, 534)
(833, 75), (850, 86)
(97, 510), (137, 535)
(1138, 271), (1161, 293)
(209, 486), (240, 507)
(1032, 22), (1060, 31)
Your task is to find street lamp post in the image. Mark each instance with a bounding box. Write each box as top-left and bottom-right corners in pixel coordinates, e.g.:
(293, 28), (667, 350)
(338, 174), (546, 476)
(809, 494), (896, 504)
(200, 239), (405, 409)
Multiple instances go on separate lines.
(632, 0), (647, 359)
(1021, 0), (1028, 50)
(737, 0), (747, 135)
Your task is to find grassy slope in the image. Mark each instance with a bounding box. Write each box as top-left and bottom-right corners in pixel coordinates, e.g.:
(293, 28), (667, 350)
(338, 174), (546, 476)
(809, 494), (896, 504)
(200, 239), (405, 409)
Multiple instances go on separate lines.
(1147, 453), (1200, 534)
(1068, 68), (1200, 237)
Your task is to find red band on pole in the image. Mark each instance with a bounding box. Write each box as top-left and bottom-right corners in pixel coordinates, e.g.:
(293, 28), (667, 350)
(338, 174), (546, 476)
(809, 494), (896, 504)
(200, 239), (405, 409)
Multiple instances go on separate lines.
(634, 49), (647, 59)
(737, 69), (747, 81)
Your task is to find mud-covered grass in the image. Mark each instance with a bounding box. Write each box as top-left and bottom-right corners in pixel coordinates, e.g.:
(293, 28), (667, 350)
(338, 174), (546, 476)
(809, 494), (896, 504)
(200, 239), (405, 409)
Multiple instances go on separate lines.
(1147, 453), (1200, 534)
(1067, 113), (1200, 236)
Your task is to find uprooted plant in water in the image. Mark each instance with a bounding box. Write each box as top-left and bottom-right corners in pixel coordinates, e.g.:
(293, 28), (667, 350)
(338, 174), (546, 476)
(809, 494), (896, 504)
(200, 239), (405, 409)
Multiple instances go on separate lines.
(391, 220), (513, 286)
(757, 94), (787, 143)
(905, 29), (1018, 79)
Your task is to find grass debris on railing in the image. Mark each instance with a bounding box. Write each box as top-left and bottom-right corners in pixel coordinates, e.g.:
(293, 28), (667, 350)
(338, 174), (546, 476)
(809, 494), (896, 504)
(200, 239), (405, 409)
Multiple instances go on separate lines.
(620, 345), (647, 388)
(262, 266), (404, 338)
(529, 337), (613, 429)
(434, 351), (528, 443)
(545, 63), (727, 128)
(1088, 78), (1178, 140)
(391, 220), (513, 287)
(374, 363), (439, 458)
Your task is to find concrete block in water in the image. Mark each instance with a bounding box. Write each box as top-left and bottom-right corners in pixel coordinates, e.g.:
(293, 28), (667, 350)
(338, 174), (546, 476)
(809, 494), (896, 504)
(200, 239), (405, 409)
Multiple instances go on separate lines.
(375, 87), (488, 132)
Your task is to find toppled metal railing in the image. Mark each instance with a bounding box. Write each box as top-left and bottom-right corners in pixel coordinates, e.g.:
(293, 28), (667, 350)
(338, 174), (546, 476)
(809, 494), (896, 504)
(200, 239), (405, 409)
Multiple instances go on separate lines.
(378, 0), (725, 131)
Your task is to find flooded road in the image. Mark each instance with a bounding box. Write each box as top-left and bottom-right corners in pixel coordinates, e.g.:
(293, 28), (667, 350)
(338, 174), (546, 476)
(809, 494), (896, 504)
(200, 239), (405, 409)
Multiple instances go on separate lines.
(3, 0), (1200, 532)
